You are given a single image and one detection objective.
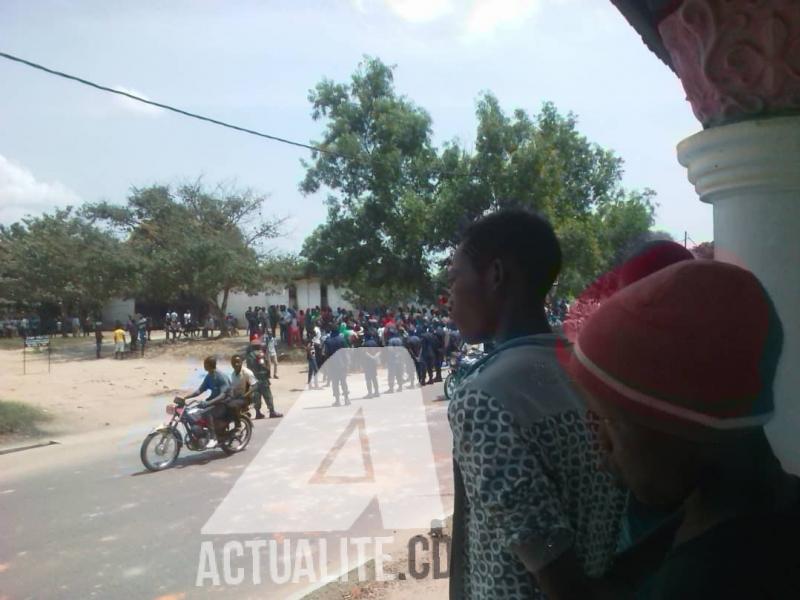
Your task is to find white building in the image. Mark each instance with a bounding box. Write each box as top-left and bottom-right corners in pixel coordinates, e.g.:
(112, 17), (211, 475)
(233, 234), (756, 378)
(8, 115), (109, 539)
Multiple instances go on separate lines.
(101, 279), (353, 328)
(222, 278), (353, 324)
(100, 297), (135, 328)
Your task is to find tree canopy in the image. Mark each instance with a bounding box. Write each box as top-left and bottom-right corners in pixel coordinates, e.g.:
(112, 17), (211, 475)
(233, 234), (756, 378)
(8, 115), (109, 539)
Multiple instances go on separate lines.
(84, 181), (286, 332)
(302, 57), (657, 302)
(300, 57), (439, 306)
(0, 207), (132, 317)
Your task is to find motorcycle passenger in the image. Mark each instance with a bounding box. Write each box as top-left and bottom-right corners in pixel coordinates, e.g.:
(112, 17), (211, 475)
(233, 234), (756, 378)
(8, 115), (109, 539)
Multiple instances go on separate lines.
(228, 354), (256, 425)
(177, 356), (230, 449)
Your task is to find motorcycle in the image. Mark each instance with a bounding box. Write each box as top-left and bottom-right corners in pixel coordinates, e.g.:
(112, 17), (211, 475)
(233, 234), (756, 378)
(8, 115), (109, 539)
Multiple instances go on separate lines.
(443, 344), (486, 400)
(140, 397), (253, 471)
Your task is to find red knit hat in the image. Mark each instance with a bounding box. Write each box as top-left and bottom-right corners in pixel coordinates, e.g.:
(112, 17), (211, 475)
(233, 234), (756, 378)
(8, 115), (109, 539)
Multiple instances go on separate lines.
(568, 260), (781, 434)
(617, 240), (695, 288)
(563, 240), (694, 343)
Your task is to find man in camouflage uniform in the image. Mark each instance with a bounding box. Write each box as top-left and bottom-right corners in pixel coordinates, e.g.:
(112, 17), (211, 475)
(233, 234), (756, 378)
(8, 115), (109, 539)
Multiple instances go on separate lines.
(246, 337), (282, 419)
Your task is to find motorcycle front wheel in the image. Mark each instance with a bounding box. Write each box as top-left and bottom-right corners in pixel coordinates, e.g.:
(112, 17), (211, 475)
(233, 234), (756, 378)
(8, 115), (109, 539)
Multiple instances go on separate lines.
(220, 417), (253, 455)
(140, 430), (181, 471)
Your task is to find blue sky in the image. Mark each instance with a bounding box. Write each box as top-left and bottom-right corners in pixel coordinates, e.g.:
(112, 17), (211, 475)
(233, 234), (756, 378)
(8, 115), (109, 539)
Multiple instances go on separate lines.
(0, 0), (711, 250)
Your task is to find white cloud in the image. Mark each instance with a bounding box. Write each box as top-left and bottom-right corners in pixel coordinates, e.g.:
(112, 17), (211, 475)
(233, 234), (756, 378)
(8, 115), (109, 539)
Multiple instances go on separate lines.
(0, 155), (82, 225)
(463, 0), (543, 37)
(352, 0), (548, 36)
(352, 0), (455, 22)
(111, 86), (165, 117)
(384, 0), (455, 22)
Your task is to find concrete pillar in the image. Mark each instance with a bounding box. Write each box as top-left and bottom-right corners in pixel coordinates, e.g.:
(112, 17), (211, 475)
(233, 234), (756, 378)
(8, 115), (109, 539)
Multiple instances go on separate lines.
(678, 116), (800, 473)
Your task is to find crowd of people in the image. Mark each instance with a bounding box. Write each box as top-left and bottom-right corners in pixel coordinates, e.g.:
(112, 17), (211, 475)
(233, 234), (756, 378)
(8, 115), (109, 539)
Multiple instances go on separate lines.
(242, 303), (473, 402)
(0, 313), (102, 338)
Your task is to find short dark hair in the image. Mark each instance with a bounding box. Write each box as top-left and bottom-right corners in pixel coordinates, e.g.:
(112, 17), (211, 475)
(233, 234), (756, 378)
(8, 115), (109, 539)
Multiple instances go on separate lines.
(204, 356), (217, 369)
(461, 208), (562, 299)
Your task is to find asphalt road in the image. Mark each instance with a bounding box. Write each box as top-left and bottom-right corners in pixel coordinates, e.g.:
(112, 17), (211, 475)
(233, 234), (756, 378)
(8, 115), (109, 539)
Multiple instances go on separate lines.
(0, 375), (453, 600)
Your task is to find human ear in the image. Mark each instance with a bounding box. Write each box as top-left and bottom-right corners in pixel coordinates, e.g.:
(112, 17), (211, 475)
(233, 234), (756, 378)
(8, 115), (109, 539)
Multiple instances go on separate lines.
(489, 258), (505, 292)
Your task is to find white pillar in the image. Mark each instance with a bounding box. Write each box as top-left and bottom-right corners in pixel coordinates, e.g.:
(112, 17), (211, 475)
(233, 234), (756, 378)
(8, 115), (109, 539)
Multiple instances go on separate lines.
(678, 116), (800, 473)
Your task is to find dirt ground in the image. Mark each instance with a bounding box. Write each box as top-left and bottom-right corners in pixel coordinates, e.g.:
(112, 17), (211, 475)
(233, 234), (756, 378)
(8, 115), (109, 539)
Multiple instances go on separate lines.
(0, 331), (451, 600)
(305, 521), (452, 600)
(0, 331), (306, 446)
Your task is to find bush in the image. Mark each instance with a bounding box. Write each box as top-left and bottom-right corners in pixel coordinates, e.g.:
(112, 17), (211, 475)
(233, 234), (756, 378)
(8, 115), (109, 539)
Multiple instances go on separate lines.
(0, 400), (52, 435)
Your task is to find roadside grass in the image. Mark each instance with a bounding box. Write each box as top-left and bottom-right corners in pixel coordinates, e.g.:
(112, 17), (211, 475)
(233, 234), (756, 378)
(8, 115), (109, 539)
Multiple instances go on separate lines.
(0, 335), (90, 351)
(0, 400), (52, 435)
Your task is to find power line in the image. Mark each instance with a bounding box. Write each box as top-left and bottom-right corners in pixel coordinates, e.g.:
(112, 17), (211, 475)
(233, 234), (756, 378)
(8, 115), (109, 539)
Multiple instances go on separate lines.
(0, 50), (346, 158)
(0, 50), (480, 183)
(0, 50), (652, 194)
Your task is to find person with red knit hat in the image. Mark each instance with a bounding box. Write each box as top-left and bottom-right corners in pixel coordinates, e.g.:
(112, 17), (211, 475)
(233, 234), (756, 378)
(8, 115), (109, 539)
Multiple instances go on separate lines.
(568, 260), (799, 599)
(563, 238), (695, 343)
(608, 238), (697, 550)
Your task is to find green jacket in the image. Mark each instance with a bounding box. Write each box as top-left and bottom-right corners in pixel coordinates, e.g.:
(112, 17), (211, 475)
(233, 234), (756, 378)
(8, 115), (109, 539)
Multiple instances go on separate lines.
(246, 349), (270, 381)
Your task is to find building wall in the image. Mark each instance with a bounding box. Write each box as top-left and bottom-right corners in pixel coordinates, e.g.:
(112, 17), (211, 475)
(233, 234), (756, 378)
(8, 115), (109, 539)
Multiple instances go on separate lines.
(263, 284), (290, 308)
(296, 279), (322, 311)
(105, 279), (356, 329)
(224, 292), (269, 325)
(101, 298), (135, 328)
(326, 285), (354, 312)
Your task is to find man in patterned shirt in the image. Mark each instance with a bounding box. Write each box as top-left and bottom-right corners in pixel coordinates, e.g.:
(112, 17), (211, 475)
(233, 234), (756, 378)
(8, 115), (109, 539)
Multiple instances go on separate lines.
(447, 209), (625, 599)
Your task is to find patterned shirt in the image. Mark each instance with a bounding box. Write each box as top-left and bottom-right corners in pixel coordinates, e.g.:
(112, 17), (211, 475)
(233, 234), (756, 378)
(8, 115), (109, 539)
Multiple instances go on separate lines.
(448, 334), (625, 599)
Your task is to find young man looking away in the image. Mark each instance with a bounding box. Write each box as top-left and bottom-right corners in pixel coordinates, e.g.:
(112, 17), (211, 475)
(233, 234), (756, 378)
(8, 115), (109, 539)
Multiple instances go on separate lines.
(447, 209), (624, 599)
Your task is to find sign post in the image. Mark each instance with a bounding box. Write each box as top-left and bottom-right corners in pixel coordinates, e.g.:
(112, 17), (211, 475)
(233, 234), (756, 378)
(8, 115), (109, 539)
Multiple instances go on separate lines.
(23, 335), (51, 374)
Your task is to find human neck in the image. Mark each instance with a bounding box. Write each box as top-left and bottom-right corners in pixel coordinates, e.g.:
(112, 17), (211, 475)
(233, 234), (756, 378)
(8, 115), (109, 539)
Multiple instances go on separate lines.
(493, 303), (551, 345)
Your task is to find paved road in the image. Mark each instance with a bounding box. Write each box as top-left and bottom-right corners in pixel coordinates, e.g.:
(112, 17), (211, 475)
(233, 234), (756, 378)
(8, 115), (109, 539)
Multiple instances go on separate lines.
(0, 373), (453, 600)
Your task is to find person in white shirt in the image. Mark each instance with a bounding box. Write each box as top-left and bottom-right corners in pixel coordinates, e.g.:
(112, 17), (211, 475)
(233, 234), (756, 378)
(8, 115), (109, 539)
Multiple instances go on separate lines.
(229, 354), (256, 400)
(227, 354), (256, 426)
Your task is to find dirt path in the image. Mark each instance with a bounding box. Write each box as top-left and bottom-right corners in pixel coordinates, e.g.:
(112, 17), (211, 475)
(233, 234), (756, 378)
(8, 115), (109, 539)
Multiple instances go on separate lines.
(0, 332), (306, 447)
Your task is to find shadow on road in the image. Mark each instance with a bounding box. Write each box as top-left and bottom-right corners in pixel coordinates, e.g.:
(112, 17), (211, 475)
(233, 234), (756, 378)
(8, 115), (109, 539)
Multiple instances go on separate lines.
(130, 448), (231, 476)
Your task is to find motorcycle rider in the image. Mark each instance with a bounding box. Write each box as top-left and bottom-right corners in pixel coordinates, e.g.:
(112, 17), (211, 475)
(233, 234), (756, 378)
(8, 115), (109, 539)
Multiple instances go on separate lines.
(177, 356), (230, 449)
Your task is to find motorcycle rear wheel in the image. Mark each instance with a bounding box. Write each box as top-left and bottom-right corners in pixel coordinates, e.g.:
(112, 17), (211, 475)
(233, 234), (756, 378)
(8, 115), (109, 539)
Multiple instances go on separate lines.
(140, 430), (181, 471)
(220, 417), (253, 455)
(444, 373), (456, 400)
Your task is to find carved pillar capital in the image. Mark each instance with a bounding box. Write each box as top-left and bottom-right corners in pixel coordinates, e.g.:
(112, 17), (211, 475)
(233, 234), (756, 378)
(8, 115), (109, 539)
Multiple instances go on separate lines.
(658, 0), (800, 127)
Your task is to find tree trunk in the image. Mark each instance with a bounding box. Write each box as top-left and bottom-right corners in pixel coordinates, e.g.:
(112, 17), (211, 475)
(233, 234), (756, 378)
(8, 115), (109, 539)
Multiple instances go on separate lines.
(211, 287), (231, 338)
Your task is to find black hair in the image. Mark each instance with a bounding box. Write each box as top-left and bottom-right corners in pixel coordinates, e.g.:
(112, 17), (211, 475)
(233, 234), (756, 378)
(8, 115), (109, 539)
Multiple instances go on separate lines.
(461, 208), (562, 300)
(204, 356), (217, 369)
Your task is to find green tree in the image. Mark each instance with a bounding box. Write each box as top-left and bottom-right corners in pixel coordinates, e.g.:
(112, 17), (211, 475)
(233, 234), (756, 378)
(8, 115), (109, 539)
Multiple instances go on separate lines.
(431, 95), (655, 297)
(0, 208), (132, 318)
(300, 57), (439, 305)
(85, 181), (284, 334)
(303, 60), (658, 304)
